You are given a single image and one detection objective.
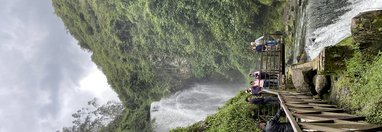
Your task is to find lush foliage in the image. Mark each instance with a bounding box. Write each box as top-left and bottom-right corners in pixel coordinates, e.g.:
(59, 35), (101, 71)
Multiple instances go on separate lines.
(171, 92), (261, 132)
(52, 0), (286, 131)
(60, 98), (124, 132)
(259, 0), (273, 6)
(332, 37), (382, 124)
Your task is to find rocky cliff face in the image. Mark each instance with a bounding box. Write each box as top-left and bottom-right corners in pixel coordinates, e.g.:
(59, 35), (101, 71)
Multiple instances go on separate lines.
(351, 10), (382, 53)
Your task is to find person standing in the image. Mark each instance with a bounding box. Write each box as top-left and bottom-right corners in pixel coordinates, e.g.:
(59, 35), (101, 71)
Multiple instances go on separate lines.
(245, 86), (263, 96)
(250, 71), (278, 80)
(245, 96), (279, 105)
(250, 36), (279, 52)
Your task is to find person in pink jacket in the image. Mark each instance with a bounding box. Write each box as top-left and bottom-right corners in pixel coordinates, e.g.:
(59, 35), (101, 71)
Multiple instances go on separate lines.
(250, 80), (278, 88)
(250, 71), (278, 80)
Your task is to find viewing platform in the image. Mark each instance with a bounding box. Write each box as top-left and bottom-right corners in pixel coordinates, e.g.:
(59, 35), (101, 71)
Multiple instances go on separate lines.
(254, 33), (382, 131)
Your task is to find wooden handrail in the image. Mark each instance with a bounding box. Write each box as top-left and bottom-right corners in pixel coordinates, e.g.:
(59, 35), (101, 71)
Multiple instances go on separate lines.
(262, 89), (302, 132)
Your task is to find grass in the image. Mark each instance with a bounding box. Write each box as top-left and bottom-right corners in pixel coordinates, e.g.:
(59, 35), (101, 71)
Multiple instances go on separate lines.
(259, 0), (273, 6)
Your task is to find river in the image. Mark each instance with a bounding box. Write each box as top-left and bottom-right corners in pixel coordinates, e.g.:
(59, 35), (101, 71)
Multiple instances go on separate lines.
(293, 0), (382, 61)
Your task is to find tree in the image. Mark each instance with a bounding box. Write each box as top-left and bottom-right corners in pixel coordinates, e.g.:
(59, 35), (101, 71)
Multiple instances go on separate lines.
(59, 98), (124, 132)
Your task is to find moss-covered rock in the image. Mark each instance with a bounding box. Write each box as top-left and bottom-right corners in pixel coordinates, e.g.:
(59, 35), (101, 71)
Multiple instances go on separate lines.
(323, 45), (354, 74)
(351, 10), (382, 53)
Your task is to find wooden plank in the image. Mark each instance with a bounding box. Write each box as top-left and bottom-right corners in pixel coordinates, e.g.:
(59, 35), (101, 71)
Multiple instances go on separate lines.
(286, 103), (314, 108)
(295, 99), (327, 103)
(286, 102), (337, 108)
(321, 112), (365, 117)
(283, 99), (328, 104)
(286, 101), (311, 104)
(294, 113), (366, 122)
(280, 95), (311, 98)
(299, 123), (382, 131)
(290, 107), (343, 112)
(282, 95), (313, 99)
(302, 119), (334, 123)
(299, 123), (344, 131)
(280, 92), (308, 95)
(289, 107), (343, 114)
(307, 103), (337, 108)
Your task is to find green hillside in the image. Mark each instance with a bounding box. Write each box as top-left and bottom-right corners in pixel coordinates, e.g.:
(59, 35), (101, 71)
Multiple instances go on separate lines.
(52, 0), (286, 131)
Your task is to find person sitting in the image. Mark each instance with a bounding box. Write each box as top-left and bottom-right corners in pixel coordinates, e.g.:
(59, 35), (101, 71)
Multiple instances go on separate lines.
(250, 80), (278, 88)
(250, 71), (278, 80)
(252, 44), (266, 52)
(245, 96), (279, 105)
(250, 36), (279, 52)
(245, 86), (263, 96)
(259, 108), (293, 132)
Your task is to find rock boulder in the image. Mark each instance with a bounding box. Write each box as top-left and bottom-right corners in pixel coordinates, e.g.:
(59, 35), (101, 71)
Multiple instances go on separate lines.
(351, 10), (382, 52)
(292, 68), (316, 94)
(313, 75), (328, 94)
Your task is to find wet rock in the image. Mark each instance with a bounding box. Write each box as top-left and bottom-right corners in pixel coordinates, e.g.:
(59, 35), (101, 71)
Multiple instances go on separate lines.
(313, 75), (328, 94)
(323, 46), (354, 74)
(292, 68), (316, 94)
(351, 10), (382, 52)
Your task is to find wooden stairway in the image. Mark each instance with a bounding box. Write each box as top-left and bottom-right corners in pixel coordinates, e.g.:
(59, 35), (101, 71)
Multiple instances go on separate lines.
(278, 91), (382, 132)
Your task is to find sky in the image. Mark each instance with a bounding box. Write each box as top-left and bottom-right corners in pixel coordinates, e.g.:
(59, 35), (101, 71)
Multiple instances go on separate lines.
(0, 0), (120, 131)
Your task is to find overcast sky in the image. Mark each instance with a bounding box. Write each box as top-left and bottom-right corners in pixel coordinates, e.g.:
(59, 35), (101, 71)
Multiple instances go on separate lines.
(0, 0), (119, 131)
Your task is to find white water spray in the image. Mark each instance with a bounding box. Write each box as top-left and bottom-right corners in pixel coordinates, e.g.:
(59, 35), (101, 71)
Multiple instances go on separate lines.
(150, 83), (244, 132)
(305, 0), (382, 59)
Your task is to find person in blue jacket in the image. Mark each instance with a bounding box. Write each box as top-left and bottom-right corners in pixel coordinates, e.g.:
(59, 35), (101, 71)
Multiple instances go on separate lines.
(250, 36), (279, 52)
(245, 96), (279, 105)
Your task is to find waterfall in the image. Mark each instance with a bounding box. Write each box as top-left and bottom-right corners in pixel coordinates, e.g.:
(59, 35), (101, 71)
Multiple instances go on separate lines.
(150, 83), (244, 132)
(296, 0), (382, 60)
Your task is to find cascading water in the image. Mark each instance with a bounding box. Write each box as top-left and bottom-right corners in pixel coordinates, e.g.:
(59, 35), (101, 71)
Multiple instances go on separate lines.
(150, 83), (244, 132)
(295, 0), (382, 60)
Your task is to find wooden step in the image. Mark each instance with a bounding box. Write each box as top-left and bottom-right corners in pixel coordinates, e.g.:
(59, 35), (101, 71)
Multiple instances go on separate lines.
(289, 107), (344, 114)
(294, 113), (366, 122)
(299, 122), (382, 131)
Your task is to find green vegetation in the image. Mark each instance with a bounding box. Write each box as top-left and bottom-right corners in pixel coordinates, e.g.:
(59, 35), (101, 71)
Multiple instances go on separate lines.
(62, 98), (124, 132)
(259, 0), (273, 6)
(332, 37), (382, 124)
(52, 0), (287, 131)
(171, 92), (261, 132)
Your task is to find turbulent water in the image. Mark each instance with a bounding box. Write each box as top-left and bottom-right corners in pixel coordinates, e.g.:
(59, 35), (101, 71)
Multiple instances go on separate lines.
(150, 83), (244, 132)
(295, 0), (382, 60)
